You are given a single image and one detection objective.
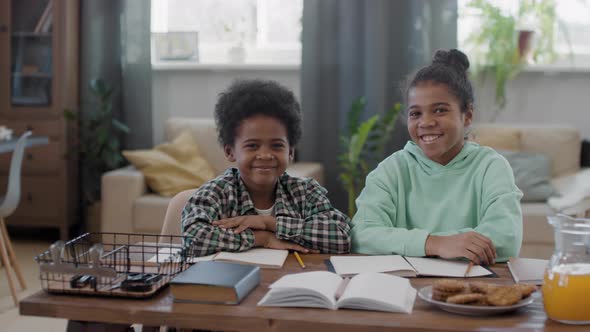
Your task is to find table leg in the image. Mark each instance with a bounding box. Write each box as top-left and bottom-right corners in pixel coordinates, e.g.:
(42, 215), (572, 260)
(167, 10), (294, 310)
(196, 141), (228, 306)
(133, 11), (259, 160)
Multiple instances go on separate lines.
(66, 320), (133, 332)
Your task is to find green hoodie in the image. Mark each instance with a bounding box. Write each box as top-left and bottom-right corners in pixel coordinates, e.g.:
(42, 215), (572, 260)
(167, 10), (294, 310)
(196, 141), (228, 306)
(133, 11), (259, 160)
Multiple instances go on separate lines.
(351, 141), (523, 262)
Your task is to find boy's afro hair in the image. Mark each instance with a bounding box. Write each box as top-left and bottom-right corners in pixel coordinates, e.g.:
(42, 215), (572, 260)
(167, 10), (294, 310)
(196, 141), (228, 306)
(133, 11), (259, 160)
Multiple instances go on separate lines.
(214, 79), (302, 147)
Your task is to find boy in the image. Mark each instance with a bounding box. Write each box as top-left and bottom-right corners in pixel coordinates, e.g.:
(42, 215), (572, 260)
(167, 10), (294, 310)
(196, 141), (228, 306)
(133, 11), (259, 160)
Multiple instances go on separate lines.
(182, 79), (351, 256)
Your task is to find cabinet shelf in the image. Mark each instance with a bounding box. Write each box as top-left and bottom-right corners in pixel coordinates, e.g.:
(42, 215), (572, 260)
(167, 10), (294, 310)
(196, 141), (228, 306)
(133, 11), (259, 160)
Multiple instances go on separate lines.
(11, 32), (52, 38)
(12, 72), (52, 78)
(11, 96), (50, 106)
(1, 0), (79, 240)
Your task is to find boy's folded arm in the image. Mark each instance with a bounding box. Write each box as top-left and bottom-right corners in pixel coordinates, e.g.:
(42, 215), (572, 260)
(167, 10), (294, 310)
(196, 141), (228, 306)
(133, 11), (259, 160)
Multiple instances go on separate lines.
(275, 207), (351, 254)
(275, 181), (352, 254)
(181, 194), (255, 256)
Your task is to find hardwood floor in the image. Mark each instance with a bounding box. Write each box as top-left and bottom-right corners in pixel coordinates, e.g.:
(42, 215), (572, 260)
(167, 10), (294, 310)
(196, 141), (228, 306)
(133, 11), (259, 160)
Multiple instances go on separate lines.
(0, 237), (67, 331)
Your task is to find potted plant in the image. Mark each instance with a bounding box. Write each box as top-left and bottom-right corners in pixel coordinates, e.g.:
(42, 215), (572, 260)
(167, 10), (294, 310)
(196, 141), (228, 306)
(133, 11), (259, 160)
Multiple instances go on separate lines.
(65, 79), (129, 233)
(463, 0), (564, 120)
(338, 97), (401, 217)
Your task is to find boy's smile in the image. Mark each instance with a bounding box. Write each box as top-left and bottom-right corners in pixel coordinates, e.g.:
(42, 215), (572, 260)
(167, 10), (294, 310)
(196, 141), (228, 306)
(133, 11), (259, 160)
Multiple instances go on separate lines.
(407, 81), (472, 165)
(224, 115), (294, 202)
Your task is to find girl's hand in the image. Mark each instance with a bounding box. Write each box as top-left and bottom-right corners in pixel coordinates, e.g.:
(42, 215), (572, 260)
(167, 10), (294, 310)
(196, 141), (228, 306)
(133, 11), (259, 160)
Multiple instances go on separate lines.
(213, 215), (277, 233)
(425, 232), (497, 265)
(253, 231), (313, 253)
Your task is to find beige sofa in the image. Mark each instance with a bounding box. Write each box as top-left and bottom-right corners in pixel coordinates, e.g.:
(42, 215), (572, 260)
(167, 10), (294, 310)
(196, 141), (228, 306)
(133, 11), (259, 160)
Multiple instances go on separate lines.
(473, 125), (590, 259)
(100, 118), (325, 235)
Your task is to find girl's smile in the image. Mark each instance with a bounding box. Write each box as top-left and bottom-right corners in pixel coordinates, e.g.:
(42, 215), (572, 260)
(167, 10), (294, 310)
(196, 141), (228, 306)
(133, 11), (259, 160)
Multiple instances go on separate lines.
(407, 81), (472, 165)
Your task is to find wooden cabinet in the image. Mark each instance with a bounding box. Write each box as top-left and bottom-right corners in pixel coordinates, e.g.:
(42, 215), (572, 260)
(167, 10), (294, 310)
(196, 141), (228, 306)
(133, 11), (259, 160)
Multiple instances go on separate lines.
(0, 0), (79, 240)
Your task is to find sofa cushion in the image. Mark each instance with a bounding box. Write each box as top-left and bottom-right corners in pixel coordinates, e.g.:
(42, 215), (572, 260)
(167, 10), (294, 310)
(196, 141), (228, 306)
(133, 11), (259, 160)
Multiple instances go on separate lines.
(520, 127), (581, 177)
(123, 130), (216, 196)
(166, 118), (234, 173)
(471, 127), (521, 151)
(498, 150), (557, 202)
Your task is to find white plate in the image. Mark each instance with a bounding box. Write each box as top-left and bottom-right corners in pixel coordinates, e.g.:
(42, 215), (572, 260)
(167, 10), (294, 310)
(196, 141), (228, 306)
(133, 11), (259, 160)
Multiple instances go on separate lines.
(418, 286), (534, 316)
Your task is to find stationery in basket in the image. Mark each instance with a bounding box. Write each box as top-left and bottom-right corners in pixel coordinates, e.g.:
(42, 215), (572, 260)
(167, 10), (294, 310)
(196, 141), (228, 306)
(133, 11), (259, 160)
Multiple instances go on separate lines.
(34, 233), (193, 298)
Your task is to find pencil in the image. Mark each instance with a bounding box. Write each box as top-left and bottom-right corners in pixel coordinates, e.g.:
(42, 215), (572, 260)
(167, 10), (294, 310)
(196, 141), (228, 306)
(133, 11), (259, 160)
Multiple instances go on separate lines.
(294, 251), (306, 269)
(464, 262), (474, 277)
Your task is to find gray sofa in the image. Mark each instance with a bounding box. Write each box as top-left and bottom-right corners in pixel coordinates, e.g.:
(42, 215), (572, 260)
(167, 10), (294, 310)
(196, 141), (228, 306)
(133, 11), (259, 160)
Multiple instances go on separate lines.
(473, 124), (589, 259)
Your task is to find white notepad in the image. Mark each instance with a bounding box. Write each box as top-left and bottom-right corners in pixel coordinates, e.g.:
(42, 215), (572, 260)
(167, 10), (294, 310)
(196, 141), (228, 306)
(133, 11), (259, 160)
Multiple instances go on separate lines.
(330, 255), (492, 278)
(214, 249), (289, 269)
(507, 257), (548, 285)
(148, 247), (288, 269)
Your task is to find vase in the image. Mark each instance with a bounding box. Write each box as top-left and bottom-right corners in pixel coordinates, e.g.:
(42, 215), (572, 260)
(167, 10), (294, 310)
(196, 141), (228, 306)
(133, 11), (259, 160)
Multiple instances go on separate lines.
(517, 30), (535, 63)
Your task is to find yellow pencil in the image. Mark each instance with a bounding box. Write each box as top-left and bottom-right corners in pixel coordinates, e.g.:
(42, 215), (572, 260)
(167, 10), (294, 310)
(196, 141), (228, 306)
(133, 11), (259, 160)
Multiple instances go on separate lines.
(294, 251), (306, 269)
(464, 262), (474, 277)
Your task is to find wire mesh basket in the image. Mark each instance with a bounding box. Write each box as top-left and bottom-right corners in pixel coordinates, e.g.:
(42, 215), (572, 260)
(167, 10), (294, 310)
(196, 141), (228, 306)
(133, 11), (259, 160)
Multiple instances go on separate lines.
(34, 232), (194, 298)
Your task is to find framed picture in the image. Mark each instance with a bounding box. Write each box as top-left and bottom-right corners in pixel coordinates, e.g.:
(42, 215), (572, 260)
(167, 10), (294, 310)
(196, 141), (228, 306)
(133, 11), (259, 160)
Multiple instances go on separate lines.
(153, 31), (199, 61)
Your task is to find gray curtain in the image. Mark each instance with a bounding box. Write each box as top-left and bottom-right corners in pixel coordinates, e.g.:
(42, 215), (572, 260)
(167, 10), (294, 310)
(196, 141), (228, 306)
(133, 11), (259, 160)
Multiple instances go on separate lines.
(79, 0), (152, 230)
(300, 0), (457, 212)
(80, 0), (152, 150)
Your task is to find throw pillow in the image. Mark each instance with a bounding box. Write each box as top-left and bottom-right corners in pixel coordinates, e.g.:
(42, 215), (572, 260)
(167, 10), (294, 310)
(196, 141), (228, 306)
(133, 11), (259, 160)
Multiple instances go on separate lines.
(123, 130), (216, 196)
(472, 127), (521, 151)
(497, 150), (557, 202)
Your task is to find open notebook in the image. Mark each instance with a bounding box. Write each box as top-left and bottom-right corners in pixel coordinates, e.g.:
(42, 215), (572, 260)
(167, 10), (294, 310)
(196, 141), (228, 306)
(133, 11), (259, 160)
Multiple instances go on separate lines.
(148, 248), (289, 269)
(258, 271), (416, 313)
(329, 255), (493, 277)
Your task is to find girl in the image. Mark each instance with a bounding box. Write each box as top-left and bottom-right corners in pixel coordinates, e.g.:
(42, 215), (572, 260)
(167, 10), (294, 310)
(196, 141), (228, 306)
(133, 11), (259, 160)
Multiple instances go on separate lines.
(350, 49), (522, 264)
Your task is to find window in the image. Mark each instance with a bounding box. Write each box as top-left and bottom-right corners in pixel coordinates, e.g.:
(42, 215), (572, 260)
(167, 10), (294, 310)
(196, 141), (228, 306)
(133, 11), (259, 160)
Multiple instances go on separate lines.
(151, 0), (303, 65)
(458, 0), (590, 68)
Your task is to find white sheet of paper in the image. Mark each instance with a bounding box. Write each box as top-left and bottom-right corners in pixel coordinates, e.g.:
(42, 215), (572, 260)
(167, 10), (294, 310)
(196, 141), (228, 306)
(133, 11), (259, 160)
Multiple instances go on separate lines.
(405, 257), (492, 277)
(329, 255), (415, 276)
(214, 248), (288, 268)
(507, 257), (548, 284)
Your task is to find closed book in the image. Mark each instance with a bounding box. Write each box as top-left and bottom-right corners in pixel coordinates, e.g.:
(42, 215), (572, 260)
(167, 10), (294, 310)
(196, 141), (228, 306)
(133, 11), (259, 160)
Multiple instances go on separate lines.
(507, 257), (548, 285)
(170, 261), (260, 304)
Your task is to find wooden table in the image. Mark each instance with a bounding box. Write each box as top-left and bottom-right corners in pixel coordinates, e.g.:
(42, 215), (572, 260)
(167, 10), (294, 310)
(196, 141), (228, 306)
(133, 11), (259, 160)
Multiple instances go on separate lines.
(19, 255), (587, 331)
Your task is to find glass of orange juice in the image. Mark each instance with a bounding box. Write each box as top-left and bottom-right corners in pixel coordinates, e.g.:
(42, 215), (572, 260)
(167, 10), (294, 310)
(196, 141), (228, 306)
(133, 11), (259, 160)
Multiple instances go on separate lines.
(543, 215), (590, 324)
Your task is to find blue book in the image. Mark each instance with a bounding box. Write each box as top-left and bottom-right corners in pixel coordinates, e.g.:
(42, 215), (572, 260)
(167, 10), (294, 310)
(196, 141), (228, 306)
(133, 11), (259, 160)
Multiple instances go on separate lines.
(170, 261), (260, 304)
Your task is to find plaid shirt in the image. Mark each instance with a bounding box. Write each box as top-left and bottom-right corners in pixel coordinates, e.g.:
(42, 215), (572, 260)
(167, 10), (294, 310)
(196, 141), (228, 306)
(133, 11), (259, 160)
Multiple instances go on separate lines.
(182, 168), (351, 256)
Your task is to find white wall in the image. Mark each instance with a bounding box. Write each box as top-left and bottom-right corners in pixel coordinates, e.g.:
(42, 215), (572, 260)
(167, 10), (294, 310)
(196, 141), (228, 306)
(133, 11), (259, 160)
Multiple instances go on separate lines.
(152, 67), (590, 145)
(151, 66), (300, 144)
(474, 69), (590, 140)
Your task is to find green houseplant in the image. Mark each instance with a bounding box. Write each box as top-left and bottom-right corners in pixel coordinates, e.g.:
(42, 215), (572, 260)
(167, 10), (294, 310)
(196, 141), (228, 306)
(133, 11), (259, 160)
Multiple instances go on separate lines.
(338, 97), (402, 217)
(65, 79), (130, 206)
(464, 0), (563, 120)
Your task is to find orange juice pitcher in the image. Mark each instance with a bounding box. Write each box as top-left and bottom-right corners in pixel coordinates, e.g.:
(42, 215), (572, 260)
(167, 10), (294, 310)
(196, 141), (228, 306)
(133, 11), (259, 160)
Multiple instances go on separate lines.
(543, 214), (590, 324)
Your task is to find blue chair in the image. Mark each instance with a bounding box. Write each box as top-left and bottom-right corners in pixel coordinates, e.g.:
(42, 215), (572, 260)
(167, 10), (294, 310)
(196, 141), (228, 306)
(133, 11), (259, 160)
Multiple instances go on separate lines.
(0, 131), (31, 305)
